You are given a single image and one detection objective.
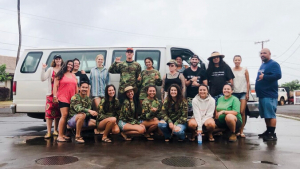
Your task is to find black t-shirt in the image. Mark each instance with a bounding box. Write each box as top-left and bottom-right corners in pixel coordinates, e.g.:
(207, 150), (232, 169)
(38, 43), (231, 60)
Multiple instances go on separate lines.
(207, 65), (235, 97)
(183, 67), (207, 98)
(74, 71), (89, 86)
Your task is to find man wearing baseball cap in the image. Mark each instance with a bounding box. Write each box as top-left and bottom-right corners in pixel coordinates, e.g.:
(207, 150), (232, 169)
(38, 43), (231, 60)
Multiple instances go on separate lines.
(109, 47), (141, 104)
(183, 55), (208, 115)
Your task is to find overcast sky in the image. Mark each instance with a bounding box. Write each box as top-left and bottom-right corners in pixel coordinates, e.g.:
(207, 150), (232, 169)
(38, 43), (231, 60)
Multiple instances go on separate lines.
(0, 0), (300, 84)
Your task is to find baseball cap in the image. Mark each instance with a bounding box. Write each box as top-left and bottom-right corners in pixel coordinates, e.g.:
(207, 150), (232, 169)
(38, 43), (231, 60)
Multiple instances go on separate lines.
(126, 47), (134, 52)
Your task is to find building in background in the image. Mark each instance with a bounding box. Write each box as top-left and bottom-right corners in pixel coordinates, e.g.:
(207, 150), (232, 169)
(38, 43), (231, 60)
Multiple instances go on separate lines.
(0, 55), (16, 100)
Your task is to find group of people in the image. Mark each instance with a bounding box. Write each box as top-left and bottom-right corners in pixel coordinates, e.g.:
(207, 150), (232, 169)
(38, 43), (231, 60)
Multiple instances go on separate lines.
(41, 47), (281, 143)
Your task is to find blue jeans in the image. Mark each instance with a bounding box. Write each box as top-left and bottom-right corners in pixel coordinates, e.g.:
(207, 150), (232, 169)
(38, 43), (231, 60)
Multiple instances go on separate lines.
(158, 121), (187, 140)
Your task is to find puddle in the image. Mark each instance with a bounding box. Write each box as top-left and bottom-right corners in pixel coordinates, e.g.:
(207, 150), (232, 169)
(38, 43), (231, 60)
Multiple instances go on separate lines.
(253, 161), (281, 166)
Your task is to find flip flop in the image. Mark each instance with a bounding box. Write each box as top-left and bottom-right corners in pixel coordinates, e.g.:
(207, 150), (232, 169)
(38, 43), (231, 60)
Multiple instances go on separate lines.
(102, 137), (112, 143)
(57, 137), (67, 142)
(165, 139), (170, 142)
(63, 136), (71, 140)
(75, 137), (85, 144)
(240, 133), (246, 138)
(121, 132), (132, 141)
(209, 138), (215, 142)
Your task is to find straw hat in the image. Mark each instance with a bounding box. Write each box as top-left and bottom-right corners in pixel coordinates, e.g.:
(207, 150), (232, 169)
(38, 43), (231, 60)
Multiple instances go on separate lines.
(124, 86), (137, 93)
(207, 51), (225, 60)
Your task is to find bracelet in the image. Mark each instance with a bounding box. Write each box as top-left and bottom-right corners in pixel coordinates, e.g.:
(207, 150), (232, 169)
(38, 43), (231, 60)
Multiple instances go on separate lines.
(53, 96), (57, 98)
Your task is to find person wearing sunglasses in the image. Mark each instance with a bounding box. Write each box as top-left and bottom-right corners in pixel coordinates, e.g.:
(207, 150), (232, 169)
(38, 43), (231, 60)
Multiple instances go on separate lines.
(161, 59), (186, 103)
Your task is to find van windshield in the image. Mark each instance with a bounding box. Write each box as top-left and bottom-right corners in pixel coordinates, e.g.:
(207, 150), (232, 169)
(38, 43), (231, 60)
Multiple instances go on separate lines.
(46, 50), (107, 73)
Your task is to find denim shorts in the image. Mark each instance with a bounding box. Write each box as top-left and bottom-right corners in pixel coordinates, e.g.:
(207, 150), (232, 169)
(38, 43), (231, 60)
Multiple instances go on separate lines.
(67, 115), (90, 129)
(259, 97), (277, 119)
(233, 92), (246, 100)
(118, 120), (127, 131)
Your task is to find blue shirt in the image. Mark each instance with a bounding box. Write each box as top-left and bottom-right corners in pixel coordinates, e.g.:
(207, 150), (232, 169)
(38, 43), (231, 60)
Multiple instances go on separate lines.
(90, 67), (109, 97)
(255, 59), (281, 98)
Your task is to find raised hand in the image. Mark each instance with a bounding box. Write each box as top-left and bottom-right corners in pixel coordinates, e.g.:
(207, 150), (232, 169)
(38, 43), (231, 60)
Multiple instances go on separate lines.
(42, 63), (47, 69)
(154, 73), (159, 79)
(137, 74), (142, 81)
(115, 55), (122, 63)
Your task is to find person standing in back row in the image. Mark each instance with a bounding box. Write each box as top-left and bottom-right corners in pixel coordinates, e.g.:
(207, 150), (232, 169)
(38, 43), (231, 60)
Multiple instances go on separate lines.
(255, 48), (281, 141)
(109, 48), (141, 104)
(206, 51), (235, 101)
(72, 58), (90, 95)
(183, 55), (207, 115)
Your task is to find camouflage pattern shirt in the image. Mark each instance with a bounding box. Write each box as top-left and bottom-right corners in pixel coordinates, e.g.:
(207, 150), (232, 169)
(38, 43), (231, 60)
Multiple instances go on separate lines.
(160, 99), (188, 125)
(137, 69), (162, 100)
(140, 98), (162, 121)
(97, 98), (121, 121)
(69, 94), (92, 120)
(119, 99), (140, 124)
(109, 61), (141, 94)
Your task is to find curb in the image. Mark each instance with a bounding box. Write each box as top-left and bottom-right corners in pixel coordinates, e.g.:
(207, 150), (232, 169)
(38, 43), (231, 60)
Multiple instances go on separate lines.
(277, 114), (300, 121)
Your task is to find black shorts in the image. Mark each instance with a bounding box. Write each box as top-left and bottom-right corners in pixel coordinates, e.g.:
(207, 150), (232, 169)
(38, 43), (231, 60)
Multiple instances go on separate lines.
(215, 119), (242, 133)
(59, 101), (70, 108)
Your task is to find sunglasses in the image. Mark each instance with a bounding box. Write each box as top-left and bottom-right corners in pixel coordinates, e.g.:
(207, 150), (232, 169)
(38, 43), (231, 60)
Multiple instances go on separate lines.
(126, 51), (133, 53)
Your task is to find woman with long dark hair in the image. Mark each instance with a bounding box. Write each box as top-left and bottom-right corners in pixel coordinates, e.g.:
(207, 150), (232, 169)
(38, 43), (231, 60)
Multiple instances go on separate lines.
(206, 51), (235, 101)
(96, 84), (120, 142)
(118, 86), (146, 141)
(158, 84), (188, 142)
(41, 54), (63, 139)
(137, 57), (162, 106)
(53, 60), (78, 142)
(140, 85), (161, 141)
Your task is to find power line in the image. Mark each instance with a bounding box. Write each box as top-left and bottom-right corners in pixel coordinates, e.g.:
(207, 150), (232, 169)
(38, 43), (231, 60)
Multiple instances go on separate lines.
(0, 48), (22, 52)
(0, 29), (86, 46)
(275, 34), (300, 59)
(0, 41), (37, 48)
(279, 43), (300, 64)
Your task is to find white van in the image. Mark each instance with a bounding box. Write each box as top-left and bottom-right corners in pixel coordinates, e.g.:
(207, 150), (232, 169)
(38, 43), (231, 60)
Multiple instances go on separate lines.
(10, 46), (259, 119)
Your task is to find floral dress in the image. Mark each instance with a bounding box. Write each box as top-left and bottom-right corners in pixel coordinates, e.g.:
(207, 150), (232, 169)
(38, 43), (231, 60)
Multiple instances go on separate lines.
(45, 71), (60, 119)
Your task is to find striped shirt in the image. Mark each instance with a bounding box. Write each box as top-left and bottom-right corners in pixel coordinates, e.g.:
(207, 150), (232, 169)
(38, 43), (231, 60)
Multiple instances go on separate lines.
(89, 67), (109, 97)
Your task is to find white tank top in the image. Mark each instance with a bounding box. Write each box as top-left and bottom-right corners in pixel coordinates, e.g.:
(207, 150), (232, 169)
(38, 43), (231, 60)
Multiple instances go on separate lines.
(232, 67), (247, 93)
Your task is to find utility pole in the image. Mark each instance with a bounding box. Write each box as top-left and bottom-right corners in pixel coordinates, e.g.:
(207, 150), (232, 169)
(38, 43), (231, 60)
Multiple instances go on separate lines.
(16, 0), (22, 66)
(254, 39), (269, 49)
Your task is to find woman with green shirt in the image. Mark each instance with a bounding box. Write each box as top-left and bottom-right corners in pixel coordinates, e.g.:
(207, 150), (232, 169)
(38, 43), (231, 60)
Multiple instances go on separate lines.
(140, 85), (161, 141)
(96, 84), (120, 142)
(137, 57), (162, 106)
(158, 84), (188, 142)
(118, 86), (146, 141)
(215, 84), (242, 142)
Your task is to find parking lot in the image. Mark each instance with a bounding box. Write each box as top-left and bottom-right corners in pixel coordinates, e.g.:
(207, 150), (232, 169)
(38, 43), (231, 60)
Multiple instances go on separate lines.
(0, 105), (299, 168)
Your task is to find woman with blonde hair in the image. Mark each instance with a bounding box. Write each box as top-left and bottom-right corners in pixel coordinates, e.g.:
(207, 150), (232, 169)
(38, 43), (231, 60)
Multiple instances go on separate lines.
(90, 54), (109, 109)
(41, 54), (63, 139)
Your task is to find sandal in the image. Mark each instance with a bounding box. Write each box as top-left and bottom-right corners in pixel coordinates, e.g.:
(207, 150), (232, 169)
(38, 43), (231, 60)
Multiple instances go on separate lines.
(52, 131), (58, 136)
(209, 137), (215, 142)
(44, 133), (51, 139)
(121, 132), (132, 141)
(214, 132), (223, 136)
(240, 133), (246, 138)
(102, 137), (112, 143)
(144, 133), (154, 141)
(57, 137), (67, 142)
(189, 132), (197, 142)
(63, 135), (71, 140)
(165, 139), (170, 142)
(236, 132), (241, 137)
(75, 137), (85, 144)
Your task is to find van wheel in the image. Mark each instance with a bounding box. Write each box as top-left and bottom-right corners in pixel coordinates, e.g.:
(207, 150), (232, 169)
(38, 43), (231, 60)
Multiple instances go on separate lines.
(279, 97), (285, 106)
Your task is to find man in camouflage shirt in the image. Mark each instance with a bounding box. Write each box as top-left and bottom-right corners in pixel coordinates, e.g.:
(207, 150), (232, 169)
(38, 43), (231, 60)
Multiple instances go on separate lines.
(109, 47), (141, 104)
(67, 81), (98, 143)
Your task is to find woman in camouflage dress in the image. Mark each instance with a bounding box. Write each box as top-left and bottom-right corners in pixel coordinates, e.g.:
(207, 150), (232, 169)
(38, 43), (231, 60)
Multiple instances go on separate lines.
(96, 85), (120, 142)
(137, 57), (162, 106)
(118, 86), (146, 141)
(158, 84), (188, 142)
(140, 85), (161, 140)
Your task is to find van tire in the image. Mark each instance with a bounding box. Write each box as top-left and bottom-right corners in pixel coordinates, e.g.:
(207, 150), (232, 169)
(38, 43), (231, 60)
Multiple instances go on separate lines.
(27, 113), (45, 119)
(279, 97), (285, 106)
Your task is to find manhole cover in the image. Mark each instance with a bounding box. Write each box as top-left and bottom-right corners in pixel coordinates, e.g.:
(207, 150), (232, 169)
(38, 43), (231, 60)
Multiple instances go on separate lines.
(162, 156), (205, 167)
(36, 156), (78, 165)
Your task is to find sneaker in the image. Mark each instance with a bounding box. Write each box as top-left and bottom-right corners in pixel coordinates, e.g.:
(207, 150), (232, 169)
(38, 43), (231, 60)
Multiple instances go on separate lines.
(258, 130), (267, 137)
(263, 132), (277, 141)
(229, 133), (237, 142)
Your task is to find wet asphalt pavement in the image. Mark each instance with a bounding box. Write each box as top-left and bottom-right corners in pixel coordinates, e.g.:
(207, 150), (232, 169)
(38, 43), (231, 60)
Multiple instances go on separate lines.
(0, 112), (299, 168)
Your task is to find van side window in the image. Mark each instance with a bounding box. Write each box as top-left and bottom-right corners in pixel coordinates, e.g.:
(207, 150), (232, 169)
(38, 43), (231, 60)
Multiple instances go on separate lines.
(135, 50), (161, 71)
(20, 52), (43, 73)
(46, 50), (107, 73)
(112, 50), (127, 64)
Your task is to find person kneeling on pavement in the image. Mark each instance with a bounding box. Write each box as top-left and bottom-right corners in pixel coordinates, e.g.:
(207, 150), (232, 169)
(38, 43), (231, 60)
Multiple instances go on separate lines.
(68, 81), (98, 143)
(215, 83), (242, 142)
